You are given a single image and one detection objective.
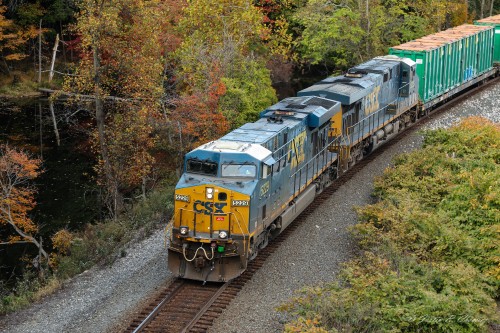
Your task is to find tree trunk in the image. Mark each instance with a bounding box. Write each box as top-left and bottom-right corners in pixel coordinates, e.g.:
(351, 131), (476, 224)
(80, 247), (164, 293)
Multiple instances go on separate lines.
(49, 101), (60, 146)
(92, 38), (120, 217)
(60, 21), (67, 65)
(6, 209), (48, 260)
(365, 0), (370, 57)
(490, 0), (494, 16)
(142, 176), (147, 201)
(38, 20), (42, 83)
(39, 103), (43, 159)
(49, 34), (59, 83)
(481, 0), (485, 18)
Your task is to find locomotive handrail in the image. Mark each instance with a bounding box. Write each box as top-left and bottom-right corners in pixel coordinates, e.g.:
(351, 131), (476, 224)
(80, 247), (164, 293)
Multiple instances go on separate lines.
(289, 139), (339, 198)
(346, 93), (403, 144)
(227, 211), (248, 238)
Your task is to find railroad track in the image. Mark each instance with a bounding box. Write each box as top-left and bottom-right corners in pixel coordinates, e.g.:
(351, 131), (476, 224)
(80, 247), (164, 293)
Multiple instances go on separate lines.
(123, 76), (499, 333)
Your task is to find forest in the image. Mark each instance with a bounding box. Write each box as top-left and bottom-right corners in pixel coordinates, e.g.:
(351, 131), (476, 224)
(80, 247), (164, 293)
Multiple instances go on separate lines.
(0, 0), (499, 314)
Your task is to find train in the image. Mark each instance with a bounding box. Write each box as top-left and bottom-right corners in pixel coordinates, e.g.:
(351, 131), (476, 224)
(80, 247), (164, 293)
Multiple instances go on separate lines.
(167, 15), (500, 282)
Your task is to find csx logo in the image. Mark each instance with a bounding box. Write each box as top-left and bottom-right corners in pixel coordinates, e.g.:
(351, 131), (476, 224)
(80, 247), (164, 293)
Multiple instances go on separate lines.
(193, 200), (227, 215)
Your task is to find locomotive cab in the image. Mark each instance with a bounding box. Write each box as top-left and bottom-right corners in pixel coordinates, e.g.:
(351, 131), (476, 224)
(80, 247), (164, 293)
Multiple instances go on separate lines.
(168, 141), (273, 282)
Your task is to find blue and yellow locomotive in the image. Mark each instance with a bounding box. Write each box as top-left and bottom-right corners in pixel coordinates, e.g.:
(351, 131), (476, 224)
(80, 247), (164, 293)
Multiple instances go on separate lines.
(168, 21), (498, 282)
(167, 55), (419, 282)
(168, 96), (341, 282)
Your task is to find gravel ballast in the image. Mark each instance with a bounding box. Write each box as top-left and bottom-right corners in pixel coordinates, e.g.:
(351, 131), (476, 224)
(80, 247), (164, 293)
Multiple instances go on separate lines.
(0, 82), (498, 333)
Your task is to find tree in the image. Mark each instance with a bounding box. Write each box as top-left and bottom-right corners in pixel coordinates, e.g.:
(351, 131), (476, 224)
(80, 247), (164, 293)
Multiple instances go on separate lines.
(292, 0), (469, 69)
(219, 58), (277, 128)
(0, 5), (37, 73)
(0, 145), (48, 263)
(175, 0), (277, 130)
(293, 1), (364, 68)
(170, 79), (230, 152)
(64, 0), (169, 215)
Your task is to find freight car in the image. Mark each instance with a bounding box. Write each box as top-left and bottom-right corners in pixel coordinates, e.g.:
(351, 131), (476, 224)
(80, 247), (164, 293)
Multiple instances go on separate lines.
(167, 20), (499, 282)
(474, 14), (500, 64)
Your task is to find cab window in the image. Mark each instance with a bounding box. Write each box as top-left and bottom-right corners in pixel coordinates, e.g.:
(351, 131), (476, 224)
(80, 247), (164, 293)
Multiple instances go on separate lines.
(262, 164), (270, 179)
(221, 164), (257, 178)
(186, 159), (218, 176)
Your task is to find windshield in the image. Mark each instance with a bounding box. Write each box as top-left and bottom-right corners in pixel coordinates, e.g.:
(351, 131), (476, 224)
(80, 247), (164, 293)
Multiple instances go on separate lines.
(221, 164), (257, 178)
(186, 159), (218, 176)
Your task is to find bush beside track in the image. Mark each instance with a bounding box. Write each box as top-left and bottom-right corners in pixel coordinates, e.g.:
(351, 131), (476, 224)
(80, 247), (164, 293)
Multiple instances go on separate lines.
(280, 116), (500, 333)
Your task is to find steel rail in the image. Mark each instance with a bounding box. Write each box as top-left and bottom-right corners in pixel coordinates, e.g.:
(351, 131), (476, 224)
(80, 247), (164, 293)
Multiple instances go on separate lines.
(131, 280), (185, 333)
(180, 282), (230, 333)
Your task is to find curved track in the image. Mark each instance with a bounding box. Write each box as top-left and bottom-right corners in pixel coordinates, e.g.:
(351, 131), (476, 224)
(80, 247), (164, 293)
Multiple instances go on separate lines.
(124, 76), (499, 333)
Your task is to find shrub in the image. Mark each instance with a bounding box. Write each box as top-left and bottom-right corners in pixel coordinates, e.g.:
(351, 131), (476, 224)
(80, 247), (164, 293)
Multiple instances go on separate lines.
(280, 117), (500, 332)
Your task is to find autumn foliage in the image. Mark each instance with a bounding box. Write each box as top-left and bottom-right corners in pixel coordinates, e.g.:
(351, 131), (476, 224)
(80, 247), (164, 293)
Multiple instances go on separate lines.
(0, 145), (46, 259)
(0, 5), (38, 70)
(172, 83), (230, 151)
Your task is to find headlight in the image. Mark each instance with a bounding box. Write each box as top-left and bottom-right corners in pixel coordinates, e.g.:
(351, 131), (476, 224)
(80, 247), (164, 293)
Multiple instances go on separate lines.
(206, 187), (214, 199)
(179, 226), (189, 235)
(218, 230), (228, 239)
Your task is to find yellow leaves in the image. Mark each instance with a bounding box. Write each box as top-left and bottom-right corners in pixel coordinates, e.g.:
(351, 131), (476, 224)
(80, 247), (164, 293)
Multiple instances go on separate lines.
(0, 6), (32, 63)
(69, 0), (167, 100)
(179, 0), (264, 53)
(51, 229), (74, 256)
(49, 229), (74, 268)
(95, 108), (157, 189)
(7, 235), (21, 243)
(284, 316), (329, 333)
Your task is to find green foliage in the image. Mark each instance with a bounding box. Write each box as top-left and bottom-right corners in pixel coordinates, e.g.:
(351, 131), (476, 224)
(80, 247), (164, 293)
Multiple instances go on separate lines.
(0, 272), (61, 315)
(0, 71), (40, 96)
(219, 59), (277, 128)
(44, 0), (75, 25)
(1, 271), (42, 314)
(15, 3), (46, 27)
(292, 2), (364, 68)
(281, 117), (500, 332)
(284, 254), (496, 332)
(291, 0), (467, 69)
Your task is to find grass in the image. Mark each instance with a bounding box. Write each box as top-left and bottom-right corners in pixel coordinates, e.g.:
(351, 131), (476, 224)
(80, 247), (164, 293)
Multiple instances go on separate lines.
(0, 69), (64, 98)
(1, 274), (62, 314)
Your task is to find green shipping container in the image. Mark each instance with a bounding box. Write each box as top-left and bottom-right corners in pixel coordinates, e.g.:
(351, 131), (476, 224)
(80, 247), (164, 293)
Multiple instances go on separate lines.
(389, 24), (494, 103)
(475, 14), (500, 64)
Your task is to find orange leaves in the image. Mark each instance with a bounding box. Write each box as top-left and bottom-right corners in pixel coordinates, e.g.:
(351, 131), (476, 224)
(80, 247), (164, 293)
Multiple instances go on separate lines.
(0, 145), (42, 241)
(0, 6), (37, 62)
(172, 79), (230, 150)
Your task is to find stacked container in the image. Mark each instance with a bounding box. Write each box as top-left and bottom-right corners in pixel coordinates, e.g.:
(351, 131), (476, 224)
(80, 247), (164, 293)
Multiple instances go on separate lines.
(474, 14), (500, 64)
(389, 24), (494, 103)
